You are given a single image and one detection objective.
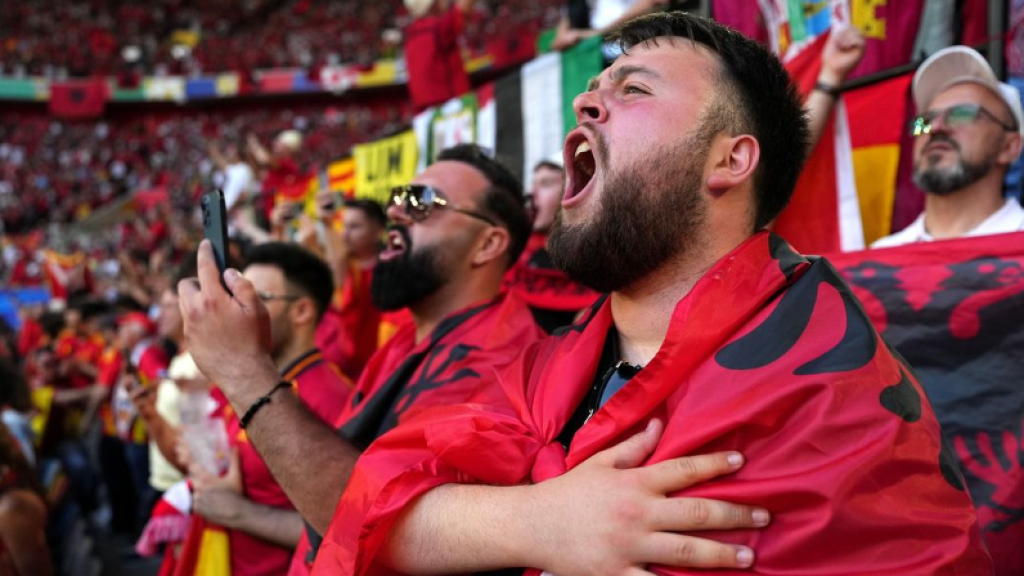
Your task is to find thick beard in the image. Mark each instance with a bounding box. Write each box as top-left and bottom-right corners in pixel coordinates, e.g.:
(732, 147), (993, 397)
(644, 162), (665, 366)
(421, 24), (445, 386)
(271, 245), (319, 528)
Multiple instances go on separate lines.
(371, 230), (446, 311)
(913, 157), (993, 196)
(548, 133), (709, 293)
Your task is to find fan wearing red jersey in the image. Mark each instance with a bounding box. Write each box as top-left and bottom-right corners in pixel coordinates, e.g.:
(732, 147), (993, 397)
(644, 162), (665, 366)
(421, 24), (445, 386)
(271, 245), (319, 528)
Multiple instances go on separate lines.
(317, 13), (990, 576)
(314, 199), (387, 381)
(183, 242), (353, 576)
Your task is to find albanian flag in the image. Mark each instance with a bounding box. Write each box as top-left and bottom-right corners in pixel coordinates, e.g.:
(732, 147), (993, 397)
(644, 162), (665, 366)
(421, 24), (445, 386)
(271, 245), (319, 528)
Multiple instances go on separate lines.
(829, 232), (1024, 576)
(313, 232), (990, 575)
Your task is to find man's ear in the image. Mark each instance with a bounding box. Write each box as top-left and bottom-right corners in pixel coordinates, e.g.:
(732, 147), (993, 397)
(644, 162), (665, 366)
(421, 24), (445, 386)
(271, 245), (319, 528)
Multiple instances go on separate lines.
(998, 132), (1023, 166)
(471, 226), (511, 268)
(292, 296), (319, 328)
(705, 134), (760, 195)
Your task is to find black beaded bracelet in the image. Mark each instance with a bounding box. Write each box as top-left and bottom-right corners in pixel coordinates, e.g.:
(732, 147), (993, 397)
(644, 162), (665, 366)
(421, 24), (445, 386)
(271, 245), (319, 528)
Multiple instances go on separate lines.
(814, 81), (841, 99)
(239, 381), (291, 429)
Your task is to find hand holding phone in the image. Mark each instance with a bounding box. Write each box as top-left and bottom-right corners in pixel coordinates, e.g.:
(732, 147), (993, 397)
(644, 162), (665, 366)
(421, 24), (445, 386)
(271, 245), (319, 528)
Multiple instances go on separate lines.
(201, 189), (232, 294)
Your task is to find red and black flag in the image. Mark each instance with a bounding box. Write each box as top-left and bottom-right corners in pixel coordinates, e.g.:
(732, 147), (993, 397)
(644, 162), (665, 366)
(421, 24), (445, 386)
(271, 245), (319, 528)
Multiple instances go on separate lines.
(313, 232), (990, 575)
(49, 79), (108, 120)
(830, 231), (1024, 576)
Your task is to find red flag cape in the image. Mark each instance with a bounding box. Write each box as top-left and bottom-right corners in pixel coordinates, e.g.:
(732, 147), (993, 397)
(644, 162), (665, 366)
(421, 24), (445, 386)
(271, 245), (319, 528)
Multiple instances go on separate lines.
(296, 291), (544, 572)
(314, 232), (990, 576)
(503, 232), (601, 312)
(333, 290), (545, 450)
(828, 232), (1024, 576)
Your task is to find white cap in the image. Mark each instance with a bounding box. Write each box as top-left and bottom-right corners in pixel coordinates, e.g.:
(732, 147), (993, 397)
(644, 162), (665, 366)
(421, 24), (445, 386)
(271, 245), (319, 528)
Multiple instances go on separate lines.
(913, 46), (1024, 136)
(404, 0), (435, 18)
(274, 130), (303, 152)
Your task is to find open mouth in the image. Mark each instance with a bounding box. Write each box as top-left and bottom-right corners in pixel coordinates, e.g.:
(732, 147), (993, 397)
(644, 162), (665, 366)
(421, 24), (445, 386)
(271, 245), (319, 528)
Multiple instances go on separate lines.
(563, 130), (598, 206)
(380, 227), (409, 262)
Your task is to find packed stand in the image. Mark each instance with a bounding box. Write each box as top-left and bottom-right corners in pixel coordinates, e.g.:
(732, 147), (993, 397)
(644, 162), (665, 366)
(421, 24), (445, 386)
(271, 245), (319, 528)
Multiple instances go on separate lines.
(0, 101), (410, 235)
(0, 0), (562, 78)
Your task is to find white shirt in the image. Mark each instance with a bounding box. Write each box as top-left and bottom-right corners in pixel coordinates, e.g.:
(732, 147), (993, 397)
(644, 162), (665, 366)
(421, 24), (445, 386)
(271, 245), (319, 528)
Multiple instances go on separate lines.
(220, 162), (255, 211)
(589, 0), (639, 30)
(871, 198), (1024, 248)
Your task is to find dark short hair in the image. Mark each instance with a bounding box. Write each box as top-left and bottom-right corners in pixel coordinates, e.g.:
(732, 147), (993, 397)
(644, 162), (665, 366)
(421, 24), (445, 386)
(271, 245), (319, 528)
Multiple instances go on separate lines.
(244, 242), (334, 322)
(343, 199), (387, 228)
(609, 12), (810, 230)
(533, 160), (564, 174)
(436, 144), (530, 269)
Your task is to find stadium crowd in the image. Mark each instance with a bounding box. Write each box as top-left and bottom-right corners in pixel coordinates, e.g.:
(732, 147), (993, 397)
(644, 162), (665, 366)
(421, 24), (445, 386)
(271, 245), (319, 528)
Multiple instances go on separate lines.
(0, 0), (562, 78)
(2, 4), (1024, 576)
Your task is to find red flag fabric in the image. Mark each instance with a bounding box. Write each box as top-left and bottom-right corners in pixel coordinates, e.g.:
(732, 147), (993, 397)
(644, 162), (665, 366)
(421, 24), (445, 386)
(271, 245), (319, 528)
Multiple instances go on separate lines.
(292, 292), (543, 575)
(315, 264), (382, 381)
(828, 232), (1024, 576)
(49, 79), (108, 120)
(219, 350), (351, 576)
(772, 33), (854, 254)
(503, 232), (600, 312)
(314, 232), (990, 576)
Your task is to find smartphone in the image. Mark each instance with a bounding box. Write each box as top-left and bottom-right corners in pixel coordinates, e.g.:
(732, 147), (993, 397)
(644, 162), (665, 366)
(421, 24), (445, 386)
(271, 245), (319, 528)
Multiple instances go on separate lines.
(201, 189), (232, 293)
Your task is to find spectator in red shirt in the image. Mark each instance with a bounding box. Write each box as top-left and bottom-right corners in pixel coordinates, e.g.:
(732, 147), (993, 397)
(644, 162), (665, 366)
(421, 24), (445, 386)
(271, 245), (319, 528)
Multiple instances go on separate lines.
(403, 0), (478, 110)
(248, 131), (304, 222)
(113, 311), (170, 532)
(186, 242), (352, 576)
(315, 198), (386, 381)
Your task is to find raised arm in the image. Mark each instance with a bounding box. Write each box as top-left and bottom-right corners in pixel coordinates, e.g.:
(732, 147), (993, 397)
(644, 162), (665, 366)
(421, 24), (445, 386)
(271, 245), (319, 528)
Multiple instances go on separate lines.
(179, 241), (362, 534)
(806, 26), (865, 149)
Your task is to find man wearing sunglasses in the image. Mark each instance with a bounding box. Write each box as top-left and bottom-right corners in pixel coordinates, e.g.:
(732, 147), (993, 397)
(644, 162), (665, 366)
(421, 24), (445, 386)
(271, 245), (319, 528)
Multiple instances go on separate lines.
(181, 145), (571, 575)
(873, 46), (1024, 247)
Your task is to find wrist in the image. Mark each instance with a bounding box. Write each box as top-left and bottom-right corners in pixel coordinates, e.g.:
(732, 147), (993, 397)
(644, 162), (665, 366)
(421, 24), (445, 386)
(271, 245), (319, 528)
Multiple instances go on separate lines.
(224, 363), (280, 417)
(817, 69), (843, 88)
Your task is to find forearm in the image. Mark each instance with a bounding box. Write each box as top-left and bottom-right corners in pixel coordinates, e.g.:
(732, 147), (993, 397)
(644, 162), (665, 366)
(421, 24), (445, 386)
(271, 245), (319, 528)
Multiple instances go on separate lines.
(382, 484), (543, 575)
(320, 228), (349, 289)
(806, 65), (845, 150)
(225, 497), (304, 548)
(145, 414), (187, 473)
(239, 388), (361, 534)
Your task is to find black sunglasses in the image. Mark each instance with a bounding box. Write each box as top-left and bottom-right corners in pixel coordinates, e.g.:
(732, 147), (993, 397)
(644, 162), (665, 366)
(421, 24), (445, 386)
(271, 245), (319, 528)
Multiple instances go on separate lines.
(910, 103), (1018, 136)
(389, 184), (497, 226)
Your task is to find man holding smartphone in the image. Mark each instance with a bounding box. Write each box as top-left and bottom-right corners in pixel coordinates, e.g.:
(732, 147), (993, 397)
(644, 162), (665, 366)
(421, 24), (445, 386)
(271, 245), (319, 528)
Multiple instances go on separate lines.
(182, 242), (353, 576)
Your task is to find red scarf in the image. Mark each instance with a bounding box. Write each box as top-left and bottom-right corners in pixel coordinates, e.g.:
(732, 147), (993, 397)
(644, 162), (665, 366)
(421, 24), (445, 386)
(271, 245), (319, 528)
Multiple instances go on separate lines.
(314, 232), (990, 576)
(504, 232), (600, 312)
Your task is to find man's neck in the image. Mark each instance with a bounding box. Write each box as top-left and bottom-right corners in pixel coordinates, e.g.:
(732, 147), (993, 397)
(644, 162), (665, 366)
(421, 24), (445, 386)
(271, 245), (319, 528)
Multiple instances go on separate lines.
(611, 234), (747, 367)
(409, 275), (501, 344)
(274, 334), (317, 375)
(923, 177), (1006, 240)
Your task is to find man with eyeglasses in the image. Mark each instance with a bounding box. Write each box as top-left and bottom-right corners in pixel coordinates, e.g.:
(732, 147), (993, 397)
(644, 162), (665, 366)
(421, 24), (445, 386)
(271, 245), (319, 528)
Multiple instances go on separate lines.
(873, 46), (1024, 247)
(183, 242), (354, 576)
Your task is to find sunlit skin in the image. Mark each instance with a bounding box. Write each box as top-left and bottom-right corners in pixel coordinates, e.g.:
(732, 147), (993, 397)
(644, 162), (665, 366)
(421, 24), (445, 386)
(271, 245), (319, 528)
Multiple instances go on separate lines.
(914, 83), (1018, 176)
(241, 264), (311, 366)
(530, 165), (565, 232)
(562, 38), (760, 365)
(911, 82), (1023, 239)
(342, 208), (383, 261)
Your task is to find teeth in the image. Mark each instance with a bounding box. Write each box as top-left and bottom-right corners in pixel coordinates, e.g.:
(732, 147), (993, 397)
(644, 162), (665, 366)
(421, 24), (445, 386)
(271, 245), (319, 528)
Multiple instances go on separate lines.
(575, 141), (591, 158)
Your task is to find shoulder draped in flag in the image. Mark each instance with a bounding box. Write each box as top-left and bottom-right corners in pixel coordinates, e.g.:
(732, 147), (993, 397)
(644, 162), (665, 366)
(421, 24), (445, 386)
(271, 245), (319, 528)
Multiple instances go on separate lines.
(313, 232), (990, 576)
